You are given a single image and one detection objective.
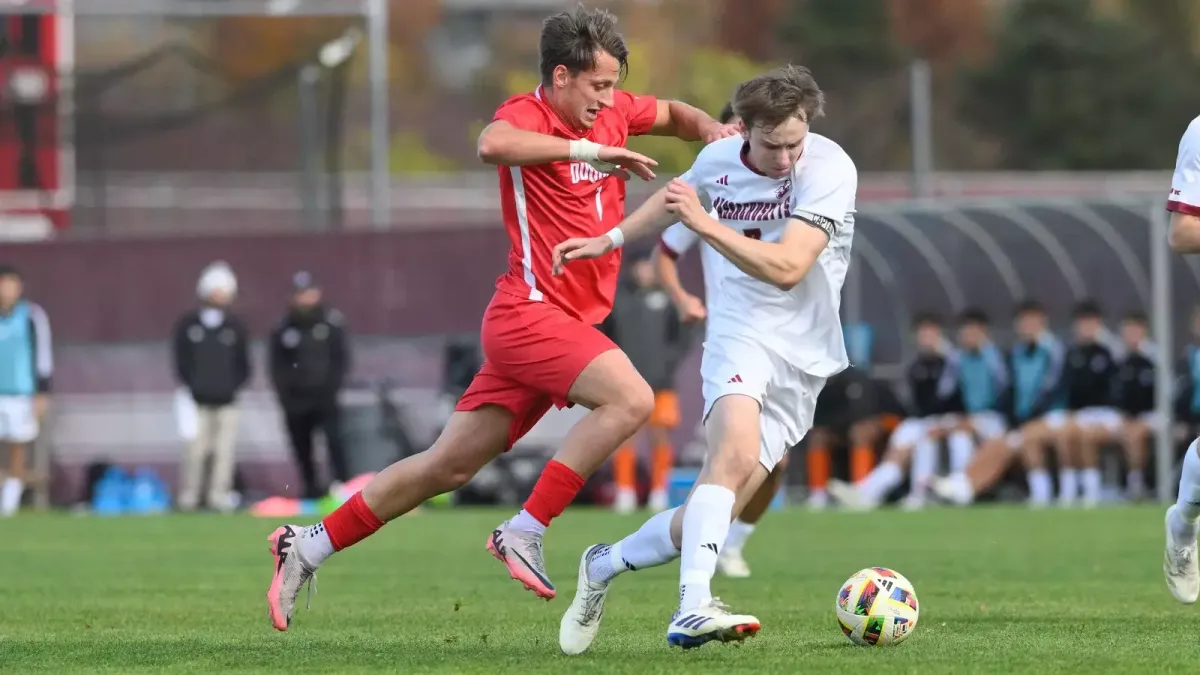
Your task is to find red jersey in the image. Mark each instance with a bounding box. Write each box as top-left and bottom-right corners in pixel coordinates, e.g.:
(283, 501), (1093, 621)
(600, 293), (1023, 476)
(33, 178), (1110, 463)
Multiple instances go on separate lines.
(492, 86), (659, 325)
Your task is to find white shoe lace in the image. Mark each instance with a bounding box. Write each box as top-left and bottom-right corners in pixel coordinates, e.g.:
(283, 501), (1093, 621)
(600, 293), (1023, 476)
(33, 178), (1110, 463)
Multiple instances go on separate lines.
(1169, 546), (1195, 577)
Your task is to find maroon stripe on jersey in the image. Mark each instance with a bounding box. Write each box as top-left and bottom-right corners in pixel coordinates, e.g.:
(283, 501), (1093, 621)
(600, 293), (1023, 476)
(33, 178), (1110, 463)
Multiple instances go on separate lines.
(1168, 199), (1200, 216)
(658, 238), (681, 260)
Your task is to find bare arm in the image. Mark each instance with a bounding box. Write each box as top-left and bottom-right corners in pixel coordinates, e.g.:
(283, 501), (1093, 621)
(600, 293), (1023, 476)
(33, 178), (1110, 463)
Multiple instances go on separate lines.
(1170, 211), (1200, 253)
(476, 121), (571, 166)
(655, 244), (689, 304)
(647, 100), (727, 142)
(690, 214), (830, 291)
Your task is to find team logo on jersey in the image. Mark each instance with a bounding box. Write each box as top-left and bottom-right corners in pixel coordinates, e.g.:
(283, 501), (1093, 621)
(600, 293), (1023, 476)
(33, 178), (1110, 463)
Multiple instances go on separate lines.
(775, 178), (792, 200)
(569, 162), (607, 184)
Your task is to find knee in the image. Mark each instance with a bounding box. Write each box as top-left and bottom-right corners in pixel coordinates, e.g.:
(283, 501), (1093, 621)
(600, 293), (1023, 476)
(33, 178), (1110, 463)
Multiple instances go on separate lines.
(424, 448), (483, 492)
(708, 442), (761, 486)
(619, 380), (655, 428)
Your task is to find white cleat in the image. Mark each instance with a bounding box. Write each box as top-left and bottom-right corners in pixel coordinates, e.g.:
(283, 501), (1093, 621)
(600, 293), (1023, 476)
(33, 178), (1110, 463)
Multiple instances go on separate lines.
(899, 494), (926, 511)
(559, 544), (613, 655)
(666, 599), (760, 649)
(647, 489), (670, 513)
(806, 490), (829, 511)
(1164, 505), (1200, 604)
(716, 548), (751, 579)
(827, 479), (874, 511)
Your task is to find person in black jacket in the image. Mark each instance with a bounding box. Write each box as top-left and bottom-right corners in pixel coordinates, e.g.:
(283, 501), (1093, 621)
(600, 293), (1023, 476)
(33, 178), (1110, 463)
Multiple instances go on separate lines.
(600, 250), (692, 513)
(1039, 300), (1120, 507)
(1114, 311), (1157, 501)
(270, 272), (351, 499)
(172, 261), (251, 512)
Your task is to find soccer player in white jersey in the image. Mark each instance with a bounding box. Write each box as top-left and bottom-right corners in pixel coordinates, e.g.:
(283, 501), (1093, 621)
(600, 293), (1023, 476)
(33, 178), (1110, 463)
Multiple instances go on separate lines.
(1165, 114), (1200, 604)
(551, 65), (857, 651)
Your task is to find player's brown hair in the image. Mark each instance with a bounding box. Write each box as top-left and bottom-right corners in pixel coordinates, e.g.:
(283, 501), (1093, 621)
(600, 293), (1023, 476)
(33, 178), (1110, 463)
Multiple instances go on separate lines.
(539, 5), (629, 85)
(733, 65), (825, 132)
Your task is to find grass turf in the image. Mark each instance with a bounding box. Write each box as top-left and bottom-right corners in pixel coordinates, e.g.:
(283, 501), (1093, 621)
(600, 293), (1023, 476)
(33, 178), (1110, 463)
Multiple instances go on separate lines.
(2, 505), (1197, 673)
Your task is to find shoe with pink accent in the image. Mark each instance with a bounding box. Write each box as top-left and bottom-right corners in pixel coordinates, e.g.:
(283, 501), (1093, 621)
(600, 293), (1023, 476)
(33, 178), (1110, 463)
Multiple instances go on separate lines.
(266, 524), (317, 631)
(486, 520), (556, 600)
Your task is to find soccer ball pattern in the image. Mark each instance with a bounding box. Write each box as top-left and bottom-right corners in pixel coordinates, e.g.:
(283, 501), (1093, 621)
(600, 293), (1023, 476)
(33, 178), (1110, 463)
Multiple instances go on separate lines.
(834, 567), (919, 646)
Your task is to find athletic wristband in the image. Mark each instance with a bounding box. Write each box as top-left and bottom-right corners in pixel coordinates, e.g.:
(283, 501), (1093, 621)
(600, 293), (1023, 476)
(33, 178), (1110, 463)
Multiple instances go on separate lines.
(569, 139), (603, 162)
(605, 227), (625, 249)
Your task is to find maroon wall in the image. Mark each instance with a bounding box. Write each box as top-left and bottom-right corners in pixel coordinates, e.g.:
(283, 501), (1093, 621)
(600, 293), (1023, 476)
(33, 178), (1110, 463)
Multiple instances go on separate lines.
(8, 228), (704, 343)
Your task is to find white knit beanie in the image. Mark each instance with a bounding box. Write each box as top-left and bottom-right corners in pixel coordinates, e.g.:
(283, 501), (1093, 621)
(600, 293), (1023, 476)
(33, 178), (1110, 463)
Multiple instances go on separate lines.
(197, 260), (238, 299)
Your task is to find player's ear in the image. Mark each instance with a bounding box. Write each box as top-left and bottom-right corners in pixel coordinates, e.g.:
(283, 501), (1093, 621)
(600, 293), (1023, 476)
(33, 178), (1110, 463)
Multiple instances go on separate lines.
(739, 120), (750, 143)
(552, 64), (571, 90)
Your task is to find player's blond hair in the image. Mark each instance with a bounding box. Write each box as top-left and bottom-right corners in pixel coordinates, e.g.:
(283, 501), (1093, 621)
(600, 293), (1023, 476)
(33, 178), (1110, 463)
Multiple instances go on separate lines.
(733, 65), (825, 132)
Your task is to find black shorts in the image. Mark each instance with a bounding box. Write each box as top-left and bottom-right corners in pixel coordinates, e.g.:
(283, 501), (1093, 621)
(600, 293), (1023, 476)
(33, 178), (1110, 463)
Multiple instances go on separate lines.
(812, 367), (879, 430)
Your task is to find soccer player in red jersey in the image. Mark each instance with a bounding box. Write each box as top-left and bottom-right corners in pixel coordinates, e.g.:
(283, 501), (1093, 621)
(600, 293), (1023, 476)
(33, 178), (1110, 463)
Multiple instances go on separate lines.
(264, 5), (738, 631)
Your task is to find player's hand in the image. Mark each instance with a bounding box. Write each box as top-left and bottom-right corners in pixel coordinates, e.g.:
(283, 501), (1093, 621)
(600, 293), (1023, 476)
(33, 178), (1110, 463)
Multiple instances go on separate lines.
(700, 122), (741, 144)
(674, 292), (707, 322)
(553, 236), (615, 275)
(664, 178), (707, 229)
(595, 146), (658, 181)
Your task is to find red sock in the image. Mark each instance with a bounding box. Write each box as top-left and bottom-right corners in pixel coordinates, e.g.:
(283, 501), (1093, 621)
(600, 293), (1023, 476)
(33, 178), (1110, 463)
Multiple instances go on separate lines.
(523, 460), (586, 526)
(323, 492), (385, 551)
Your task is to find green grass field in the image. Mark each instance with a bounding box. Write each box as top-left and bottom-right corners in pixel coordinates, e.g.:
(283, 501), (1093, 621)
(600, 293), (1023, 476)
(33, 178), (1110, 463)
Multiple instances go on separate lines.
(3, 506), (1198, 673)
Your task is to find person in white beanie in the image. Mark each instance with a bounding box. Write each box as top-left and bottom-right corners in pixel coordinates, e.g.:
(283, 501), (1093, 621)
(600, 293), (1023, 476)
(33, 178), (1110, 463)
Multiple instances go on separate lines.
(171, 261), (251, 512)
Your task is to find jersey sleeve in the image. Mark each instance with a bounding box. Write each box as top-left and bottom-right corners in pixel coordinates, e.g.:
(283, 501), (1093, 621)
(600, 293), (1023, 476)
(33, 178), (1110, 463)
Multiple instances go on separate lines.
(677, 146), (720, 210)
(790, 153), (858, 240)
(1169, 119), (1200, 215)
(492, 96), (553, 133)
(613, 90), (659, 136)
(660, 222), (700, 260)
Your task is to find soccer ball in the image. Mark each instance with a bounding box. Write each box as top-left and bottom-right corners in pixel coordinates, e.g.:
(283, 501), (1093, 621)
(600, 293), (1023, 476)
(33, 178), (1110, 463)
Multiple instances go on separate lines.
(834, 567), (919, 646)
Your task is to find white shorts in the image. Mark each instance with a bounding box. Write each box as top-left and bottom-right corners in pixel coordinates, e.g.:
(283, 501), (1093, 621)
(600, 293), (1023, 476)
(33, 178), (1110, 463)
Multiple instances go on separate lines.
(700, 335), (828, 472)
(889, 416), (939, 449)
(1044, 407), (1123, 433)
(962, 411), (1008, 441)
(0, 396), (37, 443)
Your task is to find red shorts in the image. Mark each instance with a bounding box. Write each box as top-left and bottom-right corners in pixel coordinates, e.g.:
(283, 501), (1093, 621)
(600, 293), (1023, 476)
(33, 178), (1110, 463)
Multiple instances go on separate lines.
(456, 291), (617, 450)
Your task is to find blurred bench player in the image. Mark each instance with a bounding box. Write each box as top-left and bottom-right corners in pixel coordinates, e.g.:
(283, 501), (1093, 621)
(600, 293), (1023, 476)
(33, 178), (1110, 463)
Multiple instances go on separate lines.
(601, 247), (694, 513)
(263, 5), (739, 631)
(930, 300), (1065, 507)
(553, 66), (857, 651)
(831, 309), (1006, 511)
(1164, 113), (1200, 604)
(1114, 311), (1156, 502)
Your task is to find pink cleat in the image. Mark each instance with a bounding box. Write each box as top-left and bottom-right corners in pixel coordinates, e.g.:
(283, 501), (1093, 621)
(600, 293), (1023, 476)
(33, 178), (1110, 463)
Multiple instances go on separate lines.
(265, 525), (317, 631)
(487, 520), (556, 600)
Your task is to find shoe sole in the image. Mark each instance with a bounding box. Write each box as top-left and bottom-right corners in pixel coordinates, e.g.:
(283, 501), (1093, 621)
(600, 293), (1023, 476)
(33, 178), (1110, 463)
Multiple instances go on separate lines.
(560, 545), (608, 655)
(486, 532), (556, 600)
(668, 621), (761, 649)
(266, 526), (290, 631)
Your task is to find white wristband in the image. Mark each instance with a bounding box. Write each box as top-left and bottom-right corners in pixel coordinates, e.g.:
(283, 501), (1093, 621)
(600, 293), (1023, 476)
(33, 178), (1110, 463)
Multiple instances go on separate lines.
(605, 227), (625, 250)
(569, 139), (603, 162)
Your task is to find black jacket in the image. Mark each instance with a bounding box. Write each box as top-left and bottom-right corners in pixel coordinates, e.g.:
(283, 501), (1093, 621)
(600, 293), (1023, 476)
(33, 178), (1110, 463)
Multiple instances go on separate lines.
(1061, 341), (1119, 410)
(600, 279), (693, 391)
(269, 306), (350, 405)
(172, 308), (251, 406)
(906, 351), (949, 418)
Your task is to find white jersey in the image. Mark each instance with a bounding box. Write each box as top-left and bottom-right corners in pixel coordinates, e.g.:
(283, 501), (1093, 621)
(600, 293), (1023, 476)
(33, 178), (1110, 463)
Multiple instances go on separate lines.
(679, 133), (857, 378)
(1170, 115), (1200, 214)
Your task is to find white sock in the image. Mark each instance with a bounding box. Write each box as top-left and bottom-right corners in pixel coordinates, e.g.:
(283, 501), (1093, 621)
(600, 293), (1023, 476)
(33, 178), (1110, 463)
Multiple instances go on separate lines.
(1059, 469), (1079, 501)
(299, 522), (335, 567)
(1081, 467), (1103, 504)
(858, 462), (902, 503)
(948, 431), (975, 473)
(948, 473), (975, 505)
(0, 477), (22, 515)
(724, 518), (755, 552)
(508, 509), (546, 536)
(1028, 469), (1052, 504)
(590, 507), (680, 583)
(678, 484), (736, 611)
(1172, 440), (1200, 542)
(909, 437), (938, 497)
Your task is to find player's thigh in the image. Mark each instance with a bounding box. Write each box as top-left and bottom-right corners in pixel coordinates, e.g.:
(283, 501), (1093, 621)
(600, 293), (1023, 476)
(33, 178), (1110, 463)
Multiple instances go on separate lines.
(701, 394), (763, 489)
(568, 349), (654, 416)
(889, 417), (929, 451)
(456, 361), (554, 452)
(1077, 407), (1122, 440)
(0, 397), (36, 444)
